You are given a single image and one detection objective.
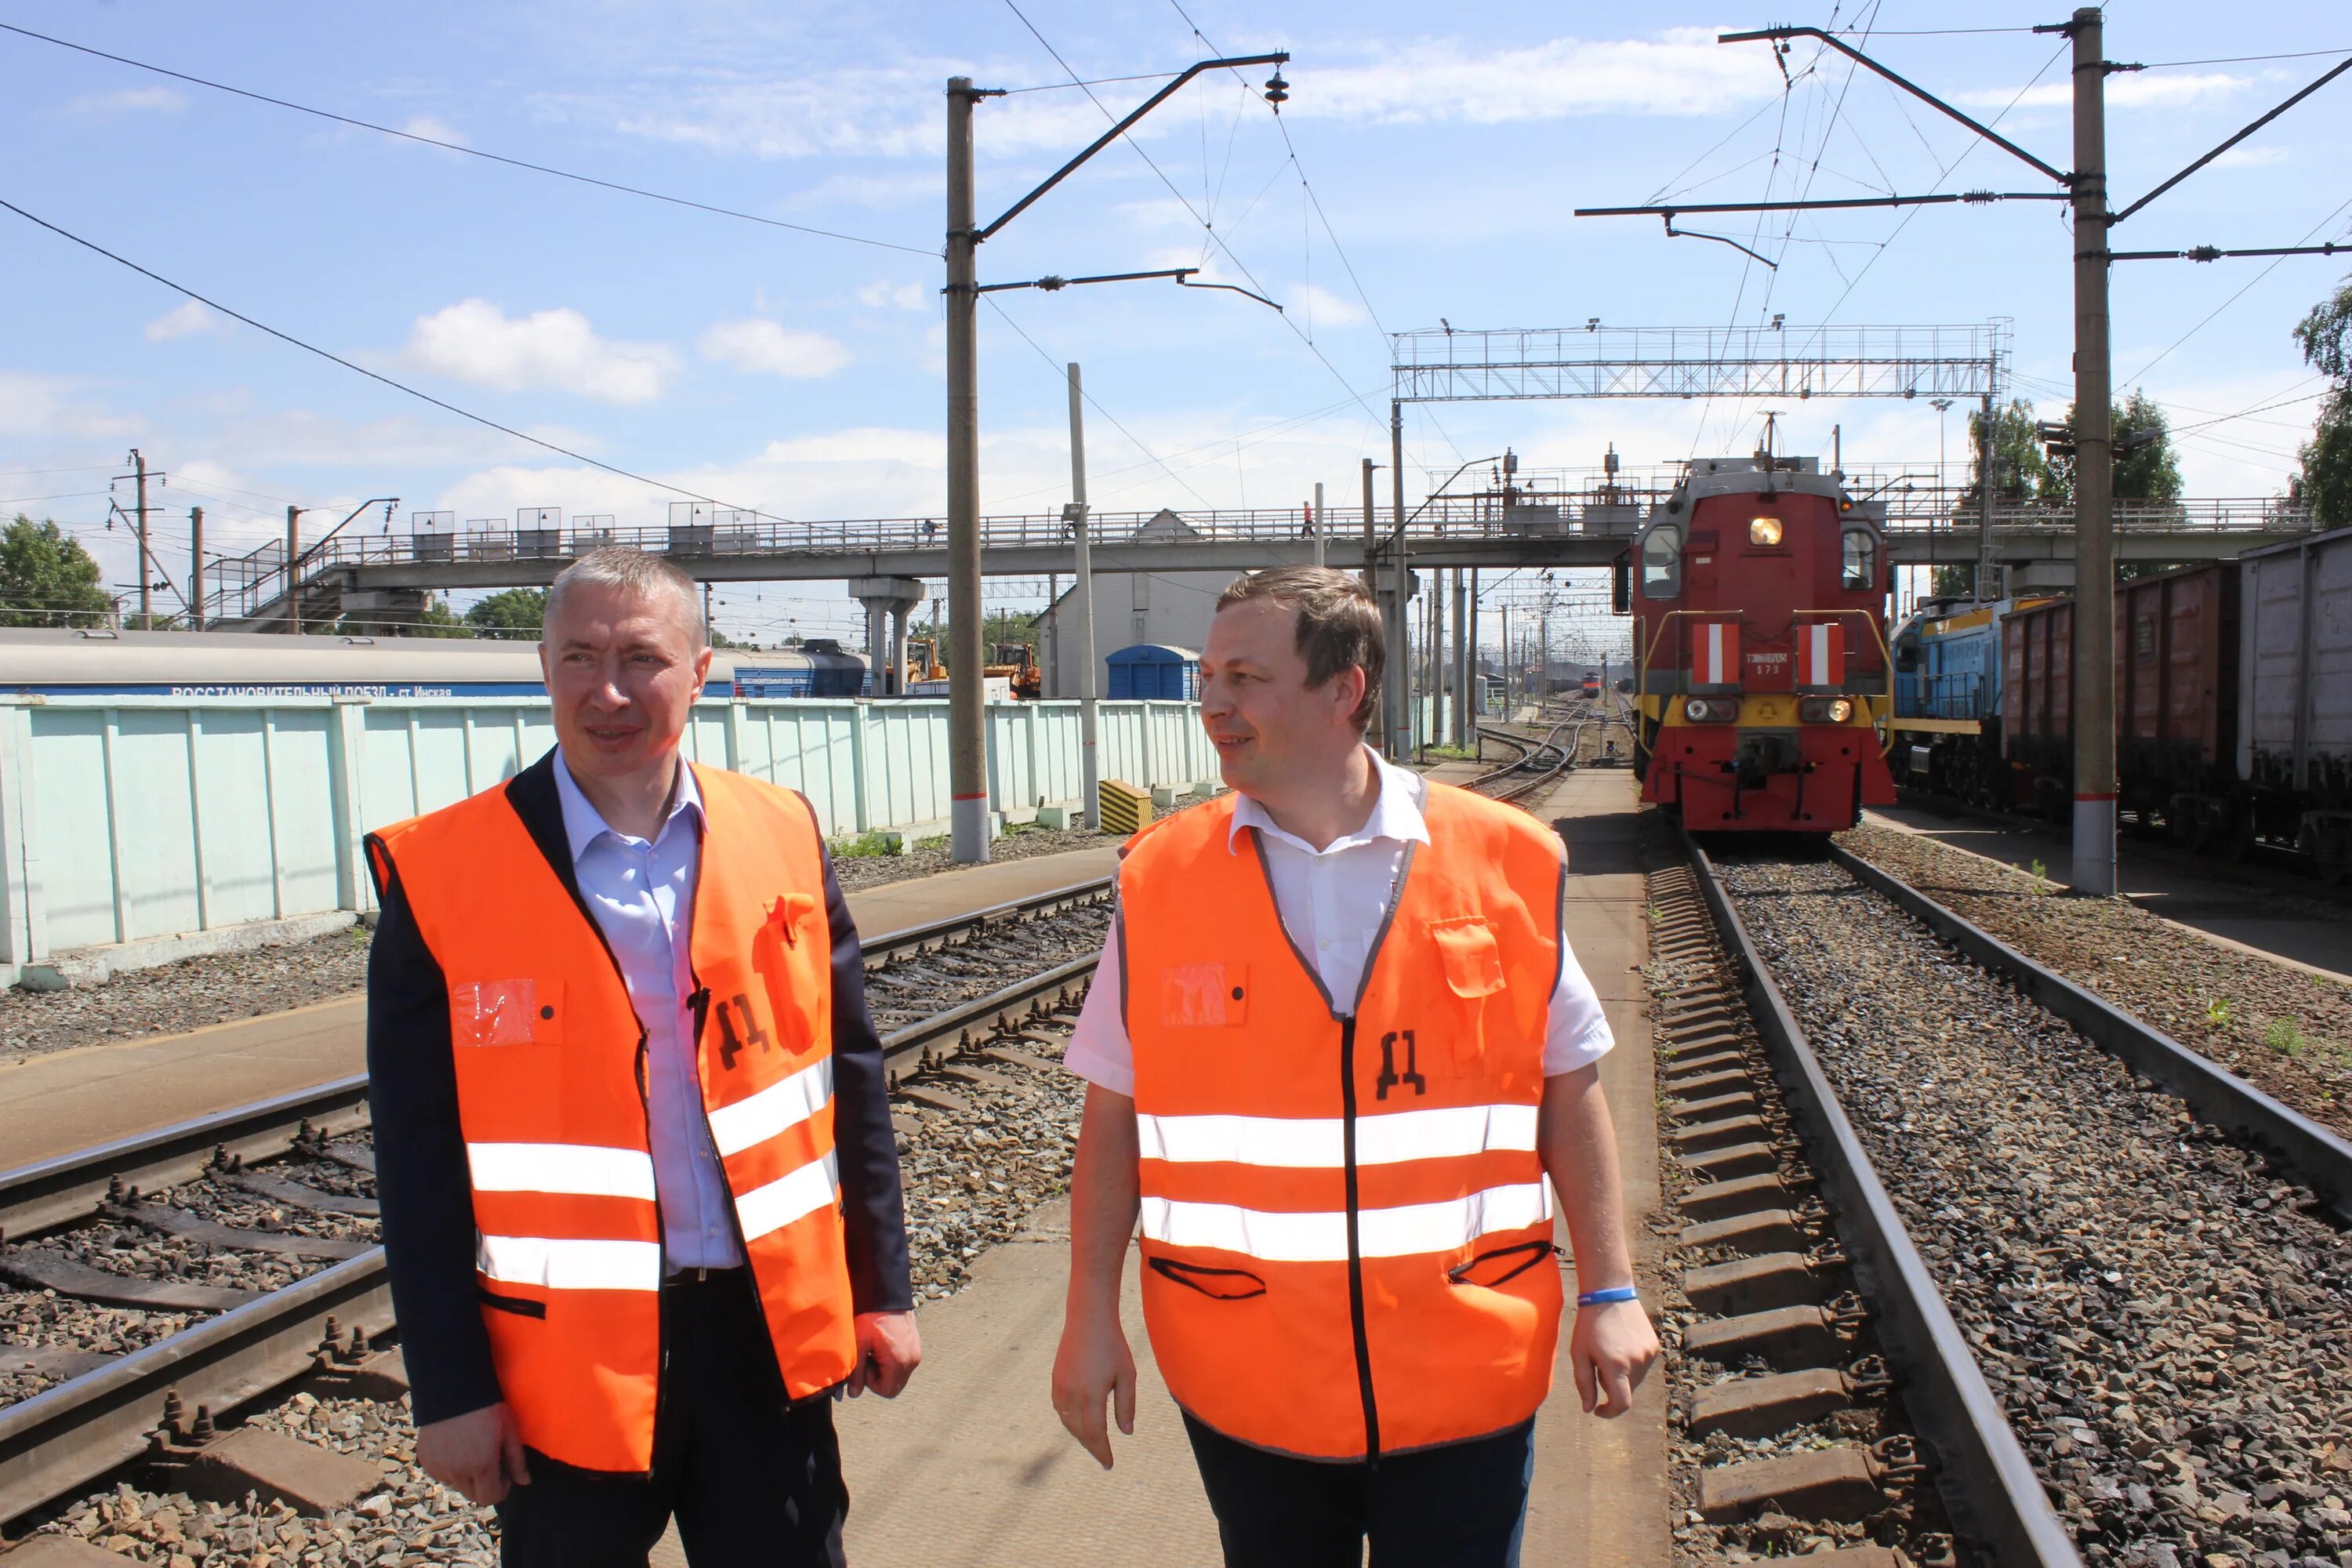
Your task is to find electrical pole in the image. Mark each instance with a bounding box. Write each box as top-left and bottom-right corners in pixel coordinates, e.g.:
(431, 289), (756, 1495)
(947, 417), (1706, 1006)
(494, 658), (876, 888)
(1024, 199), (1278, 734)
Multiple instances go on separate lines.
(1501, 601), (1511, 723)
(127, 448), (153, 627)
(285, 505), (302, 636)
(1453, 568), (1470, 746)
(189, 506), (204, 632)
(1068, 362), (1102, 830)
(2069, 5), (2117, 897)
(1359, 459), (1376, 594)
(945, 76), (989, 862)
(1386, 404), (1408, 759)
(1976, 390), (1995, 601)
(1429, 562), (1446, 758)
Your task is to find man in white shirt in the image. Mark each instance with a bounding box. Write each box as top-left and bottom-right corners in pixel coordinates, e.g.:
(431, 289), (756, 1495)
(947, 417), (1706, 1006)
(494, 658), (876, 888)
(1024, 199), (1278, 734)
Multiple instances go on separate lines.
(1051, 567), (1657, 1568)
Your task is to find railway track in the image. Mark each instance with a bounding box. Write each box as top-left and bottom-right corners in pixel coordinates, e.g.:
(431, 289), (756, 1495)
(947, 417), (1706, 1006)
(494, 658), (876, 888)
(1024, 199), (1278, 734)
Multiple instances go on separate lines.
(0, 878), (1112, 1537)
(1662, 833), (2352, 1566)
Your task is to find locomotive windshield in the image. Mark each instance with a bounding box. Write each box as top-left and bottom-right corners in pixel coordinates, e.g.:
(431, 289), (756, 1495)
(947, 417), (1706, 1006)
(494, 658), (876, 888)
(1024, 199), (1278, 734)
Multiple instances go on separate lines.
(1841, 528), (1878, 591)
(1640, 524), (1682, 599)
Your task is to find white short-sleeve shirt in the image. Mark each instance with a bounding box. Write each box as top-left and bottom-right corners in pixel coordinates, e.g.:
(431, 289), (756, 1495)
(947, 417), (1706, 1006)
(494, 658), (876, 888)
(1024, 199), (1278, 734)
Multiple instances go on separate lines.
(1064, 749), (1615, 1097)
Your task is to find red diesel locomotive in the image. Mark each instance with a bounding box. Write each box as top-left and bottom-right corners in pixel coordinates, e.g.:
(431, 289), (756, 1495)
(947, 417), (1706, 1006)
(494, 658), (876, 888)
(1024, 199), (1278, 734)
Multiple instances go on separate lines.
(1627, 453), (1898, 830)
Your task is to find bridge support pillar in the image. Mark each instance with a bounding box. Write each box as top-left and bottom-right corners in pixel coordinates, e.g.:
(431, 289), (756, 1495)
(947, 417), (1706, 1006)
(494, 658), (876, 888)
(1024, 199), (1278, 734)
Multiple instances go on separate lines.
(850, 577), (926, 695)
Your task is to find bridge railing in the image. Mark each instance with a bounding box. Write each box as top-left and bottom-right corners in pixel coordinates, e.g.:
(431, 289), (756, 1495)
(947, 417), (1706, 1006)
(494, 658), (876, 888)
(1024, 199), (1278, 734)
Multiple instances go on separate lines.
(281, 493), (2318, 585)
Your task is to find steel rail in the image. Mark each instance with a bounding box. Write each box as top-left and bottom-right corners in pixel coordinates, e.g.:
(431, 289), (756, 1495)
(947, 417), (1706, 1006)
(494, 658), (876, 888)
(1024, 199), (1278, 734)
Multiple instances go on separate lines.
(0, 877), (1116, 1243)
(880, 954), (1098, 1077)
(1831, 844), (2352, 1219)
(0, 1251), (394, 1526)
(0, 914), (1109, 1526)
(1686, 834), (2082, 1566)
(0, 1077), (372, 1242)
(859, 874), (1113, 965)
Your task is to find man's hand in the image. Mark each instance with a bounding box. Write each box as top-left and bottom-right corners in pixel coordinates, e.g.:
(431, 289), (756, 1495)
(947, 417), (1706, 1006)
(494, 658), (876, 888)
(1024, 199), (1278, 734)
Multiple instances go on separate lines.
(1051, 1303), (1137, 1469)
(416, 1403), (531, 1505)
(1570, 1298), (1661, 1418)
(844, 1310), (922, 1398)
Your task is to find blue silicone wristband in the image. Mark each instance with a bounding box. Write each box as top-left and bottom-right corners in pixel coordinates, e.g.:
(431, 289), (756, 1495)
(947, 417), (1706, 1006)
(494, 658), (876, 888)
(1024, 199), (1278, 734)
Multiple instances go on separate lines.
(1577, 1286), (1639, 1307)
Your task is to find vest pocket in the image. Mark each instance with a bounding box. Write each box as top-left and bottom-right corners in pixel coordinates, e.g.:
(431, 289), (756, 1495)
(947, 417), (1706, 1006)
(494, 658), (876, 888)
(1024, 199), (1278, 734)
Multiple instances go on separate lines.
(452, 978), (564, 1047)
(1148, 1255), (1268, 1301)
(1446, 1240), (1556, 1290)
(1428, 918), (1507, 1000)
(479, 1286), (549, 1320)
(1160, 963), (1247, 1027)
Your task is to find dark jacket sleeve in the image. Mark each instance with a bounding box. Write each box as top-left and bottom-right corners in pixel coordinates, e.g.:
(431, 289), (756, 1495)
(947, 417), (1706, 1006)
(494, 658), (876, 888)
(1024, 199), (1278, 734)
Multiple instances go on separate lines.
(365, 845), (503, 1425)
(822, 844), (915, 1314)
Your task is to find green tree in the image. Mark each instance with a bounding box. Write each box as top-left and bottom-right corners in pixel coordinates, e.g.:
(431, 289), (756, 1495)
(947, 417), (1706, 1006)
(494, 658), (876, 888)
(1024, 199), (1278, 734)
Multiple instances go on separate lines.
(0, 515), (113, 627)
(2044, 388), (2183, 507)
(2294, 273), (2352, 528)
(1962, 398), (2056, 511)
(464, 587), (547, 640)
(408, 597), (472, 637)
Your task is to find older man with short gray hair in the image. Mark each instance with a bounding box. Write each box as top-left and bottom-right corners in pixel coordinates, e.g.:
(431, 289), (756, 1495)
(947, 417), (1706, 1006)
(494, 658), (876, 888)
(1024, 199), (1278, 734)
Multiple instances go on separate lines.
(367, 548), (917, 1566)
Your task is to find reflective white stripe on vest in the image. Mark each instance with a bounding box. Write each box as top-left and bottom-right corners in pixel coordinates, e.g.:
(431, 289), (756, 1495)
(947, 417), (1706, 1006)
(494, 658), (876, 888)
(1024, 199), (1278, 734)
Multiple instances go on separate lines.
(706, 1056), (835, 1160)
(1136, 1105), (1540, 1169)
(735, 1149), (841, 1244)
(477, 1234), (662, 1292)
(466, 1142), (657, 1200)
(1139, 1181), (1553, 1263)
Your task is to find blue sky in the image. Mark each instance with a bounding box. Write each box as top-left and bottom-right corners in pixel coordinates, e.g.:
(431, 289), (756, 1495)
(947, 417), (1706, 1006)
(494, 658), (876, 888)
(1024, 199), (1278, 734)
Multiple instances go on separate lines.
(2, 1), (2347, 644)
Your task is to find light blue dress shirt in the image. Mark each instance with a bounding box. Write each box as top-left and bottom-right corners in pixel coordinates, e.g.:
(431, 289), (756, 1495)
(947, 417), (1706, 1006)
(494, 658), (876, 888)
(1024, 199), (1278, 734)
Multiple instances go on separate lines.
(552, 750), (743, 1272)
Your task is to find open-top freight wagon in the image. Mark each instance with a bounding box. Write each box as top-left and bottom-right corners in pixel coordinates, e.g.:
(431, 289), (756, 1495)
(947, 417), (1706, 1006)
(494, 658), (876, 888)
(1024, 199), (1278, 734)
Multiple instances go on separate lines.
(1889, 525), (2352, 877)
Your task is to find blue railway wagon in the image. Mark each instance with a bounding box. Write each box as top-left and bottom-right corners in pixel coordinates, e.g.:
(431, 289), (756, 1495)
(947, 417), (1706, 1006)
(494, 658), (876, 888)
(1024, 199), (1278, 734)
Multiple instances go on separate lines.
(1106, 644), (1200, 701)
(729, 640), (871, 699)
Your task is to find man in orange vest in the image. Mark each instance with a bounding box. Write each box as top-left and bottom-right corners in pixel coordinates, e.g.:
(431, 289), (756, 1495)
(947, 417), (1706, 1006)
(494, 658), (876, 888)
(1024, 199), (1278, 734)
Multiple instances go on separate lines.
(367, 548), (919, 1566)
(1051, 567), (1657, 1566)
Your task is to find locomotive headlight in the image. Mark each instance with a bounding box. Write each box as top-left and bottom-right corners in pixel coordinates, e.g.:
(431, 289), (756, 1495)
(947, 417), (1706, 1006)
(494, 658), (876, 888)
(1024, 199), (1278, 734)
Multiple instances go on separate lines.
(1828, 697), (1853, 723)
(1748, 515), (1784, 546)
(1685, 698), (1709, 722)
(1798, 696), (1857, 724)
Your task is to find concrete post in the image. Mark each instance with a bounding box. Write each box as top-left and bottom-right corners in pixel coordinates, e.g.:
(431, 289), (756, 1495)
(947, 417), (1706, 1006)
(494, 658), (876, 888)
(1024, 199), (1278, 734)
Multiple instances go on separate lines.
(945, 75), (988, 862)
(1069, 363), (1102, 829)
(889, 604), (913, 697)
(2069, 5), (2116, 897)
(190, 506), (205, 632)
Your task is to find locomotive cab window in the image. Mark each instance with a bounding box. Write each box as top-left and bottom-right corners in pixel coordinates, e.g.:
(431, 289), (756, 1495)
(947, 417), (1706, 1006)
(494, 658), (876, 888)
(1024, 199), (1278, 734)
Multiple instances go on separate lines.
(1639, 524), (1682, 599)
(1841, 528), (1879, 591)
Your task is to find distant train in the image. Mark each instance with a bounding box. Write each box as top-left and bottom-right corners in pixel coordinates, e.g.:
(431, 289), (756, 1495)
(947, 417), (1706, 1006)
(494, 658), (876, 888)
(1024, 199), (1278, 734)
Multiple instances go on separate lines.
(1626, 453), (1897, 830)
(0, 628), (872, 700)
(1890, 525), (2352, 877)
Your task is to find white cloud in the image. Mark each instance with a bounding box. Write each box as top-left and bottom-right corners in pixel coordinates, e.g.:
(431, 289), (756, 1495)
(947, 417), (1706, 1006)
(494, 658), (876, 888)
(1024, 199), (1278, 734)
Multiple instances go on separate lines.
(143, 300), (227, 343)
(398, 299), (678, 404)
(574, 29), (1777, 165)
(0, 370), (141, 441)
(67, 86), (183, 115)
(857, 281), (930, 311)
(1290, 284), (1365, 328)
(1291, 31), (1786, 125)
(1957, 72), (2249, 111)
(699, 318), (851, 379)
(401, 114), (468, 147)
(2212, 143), (2291, 170)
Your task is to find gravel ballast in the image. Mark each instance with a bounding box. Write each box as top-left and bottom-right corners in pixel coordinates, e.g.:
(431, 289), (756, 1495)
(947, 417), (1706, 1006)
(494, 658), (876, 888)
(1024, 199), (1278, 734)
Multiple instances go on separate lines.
(1840, 822), (2352, 1142)
(0, 927), (372, 1069)
(1724, 849), (2352, 1567)
(17, 1008), (1092, 1559)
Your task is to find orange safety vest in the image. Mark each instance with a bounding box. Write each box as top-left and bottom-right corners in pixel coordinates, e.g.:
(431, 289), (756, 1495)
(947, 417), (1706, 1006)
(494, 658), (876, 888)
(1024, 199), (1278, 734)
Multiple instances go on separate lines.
(1120, 782), (1568, 1461)
(366, 762), (854, 1475)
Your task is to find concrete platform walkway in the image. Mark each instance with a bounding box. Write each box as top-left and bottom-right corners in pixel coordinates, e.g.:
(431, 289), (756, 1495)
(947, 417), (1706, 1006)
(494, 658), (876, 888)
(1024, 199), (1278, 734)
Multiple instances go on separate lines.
(0, 844), (1122, 1171)
(757, 768), (1668, 1567)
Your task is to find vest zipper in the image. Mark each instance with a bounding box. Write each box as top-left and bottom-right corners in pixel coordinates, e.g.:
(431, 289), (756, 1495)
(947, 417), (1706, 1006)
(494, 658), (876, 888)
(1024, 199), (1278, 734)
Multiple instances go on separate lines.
(1338, 1015), (1382, 1467)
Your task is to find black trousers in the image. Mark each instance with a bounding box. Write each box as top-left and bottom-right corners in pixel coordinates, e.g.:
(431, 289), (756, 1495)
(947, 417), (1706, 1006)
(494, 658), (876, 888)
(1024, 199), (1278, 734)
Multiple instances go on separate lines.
(495, 1269), (848, 1568)
(1182, 1413), (1536, 1568)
